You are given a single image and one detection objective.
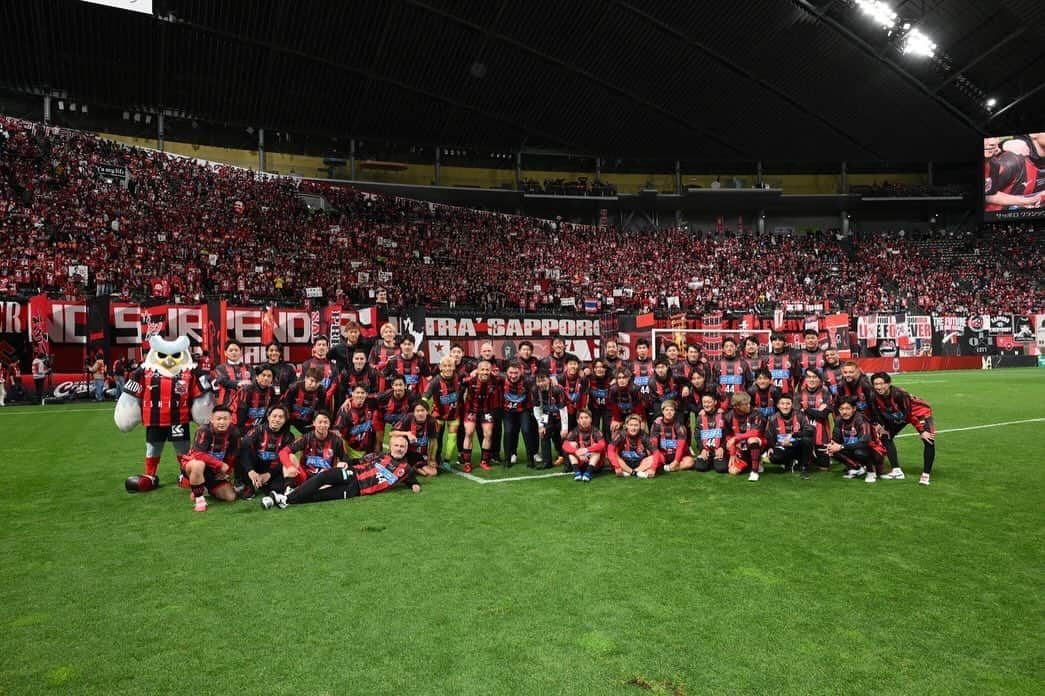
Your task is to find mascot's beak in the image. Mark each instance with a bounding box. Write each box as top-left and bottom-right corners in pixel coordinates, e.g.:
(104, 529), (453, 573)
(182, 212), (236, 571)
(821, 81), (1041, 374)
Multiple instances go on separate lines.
(160, 357), (179, 370)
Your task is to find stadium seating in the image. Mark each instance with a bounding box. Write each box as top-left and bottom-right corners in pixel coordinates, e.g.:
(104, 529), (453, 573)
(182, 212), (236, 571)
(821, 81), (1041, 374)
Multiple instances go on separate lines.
(1, 116), (1041, 315)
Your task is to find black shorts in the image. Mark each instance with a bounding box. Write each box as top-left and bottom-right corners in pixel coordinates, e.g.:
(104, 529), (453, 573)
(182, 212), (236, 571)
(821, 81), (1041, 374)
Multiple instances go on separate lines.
(146, 424), (190, 445)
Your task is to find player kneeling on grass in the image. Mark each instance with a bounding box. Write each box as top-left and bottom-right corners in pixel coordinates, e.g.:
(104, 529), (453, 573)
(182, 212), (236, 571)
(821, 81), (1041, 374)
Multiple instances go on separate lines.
(237, 404), (295, 500)
(265, 434), (421, 508)
(651, 400), (695, 473)
(693, 393), (728, 474)
(392, 400), (440, 477)
(724, 392), (767, 482)
(763, 395), (814, 480)
(826, 397), (886, 484)
(265, 411), (349, 508)
(177, 406), (240, 512)
(562, 409), (607, 482)
(607, 414), (657, 478)
(869, 372), (935, 486)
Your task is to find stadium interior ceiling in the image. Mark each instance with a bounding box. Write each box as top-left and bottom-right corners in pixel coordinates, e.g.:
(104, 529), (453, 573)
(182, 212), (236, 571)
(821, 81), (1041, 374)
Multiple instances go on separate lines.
(0, 0), (1042, 168)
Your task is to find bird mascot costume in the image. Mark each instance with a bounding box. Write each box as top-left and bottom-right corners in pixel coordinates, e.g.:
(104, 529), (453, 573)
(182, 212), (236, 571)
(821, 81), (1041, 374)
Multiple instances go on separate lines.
(115, 336), (214, 491)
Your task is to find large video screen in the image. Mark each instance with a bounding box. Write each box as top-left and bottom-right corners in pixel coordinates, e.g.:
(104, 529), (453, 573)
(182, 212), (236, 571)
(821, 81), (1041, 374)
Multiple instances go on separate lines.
(983, 133), (1045, 220)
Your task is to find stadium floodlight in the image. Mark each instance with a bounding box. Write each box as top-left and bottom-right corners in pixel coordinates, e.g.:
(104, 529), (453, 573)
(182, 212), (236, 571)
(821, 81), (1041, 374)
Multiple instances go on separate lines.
(902, 27), (936, 57)
(854, 0), (897, 29)
(986, 97), (997, 108)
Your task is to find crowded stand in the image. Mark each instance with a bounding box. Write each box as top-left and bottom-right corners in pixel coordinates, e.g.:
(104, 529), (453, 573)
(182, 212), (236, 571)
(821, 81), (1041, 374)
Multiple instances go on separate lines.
(1, 115), (1042, 318)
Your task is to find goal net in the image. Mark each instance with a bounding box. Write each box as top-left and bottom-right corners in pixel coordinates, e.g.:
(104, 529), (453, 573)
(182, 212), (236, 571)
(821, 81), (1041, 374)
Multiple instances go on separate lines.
(650, 327), (774, 361)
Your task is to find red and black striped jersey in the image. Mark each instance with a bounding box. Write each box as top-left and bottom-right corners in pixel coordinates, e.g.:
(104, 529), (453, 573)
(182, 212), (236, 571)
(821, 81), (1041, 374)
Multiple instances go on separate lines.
(190, 423), (241, 465)
(836, 375), (873, 413)
(395, 414), (439, 459)
(796, 386), (833, 445)
(649, 417), (689, 455)
(792, 349), (825, 377)
(761, 352), (796, 394)
(747, 384), (782, 418)
(713, 357), (753, 401)
(673, 359), (711, 383)
(501, 375), (534, 413)
(832, 413), (886, 455)
(764, 411), (812, 447)
(299, 358), (338, 393)
(368, 342), (400, 371)
(694, 408), (727, 449)
(648, 374), (680, 409)
(870, 387), (933, 432)
(352, 452), (419, 496)
(539, 353), (577, 381)
(334, 401), (380, 452)
(559, 373), (588, 414)
(236, 383), (276, 429)
(585, 374), (613, 411)
(564, 426), (606, 452)
(282, 380), (326, 424)
(383, 353), (431, 397)
(610, 432), (655, 463)
(212, 362), (252, 408)
(375, 389), (413, 425)
(255, 361), (297, 396)
(124, 367), (205, 427)
(337, 365), (381, 400)
(463, 374), (503, 415)
(607, 383), (645, 422)
(242, 424), (295, 471)
(631, 358), (655, 393)
(283, 431), (348, 475)
(424, 374), (463, 420)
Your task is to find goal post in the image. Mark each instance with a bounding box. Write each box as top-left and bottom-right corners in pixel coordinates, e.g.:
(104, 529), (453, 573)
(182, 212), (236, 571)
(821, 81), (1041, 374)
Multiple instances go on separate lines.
(650, 327), (774, 361)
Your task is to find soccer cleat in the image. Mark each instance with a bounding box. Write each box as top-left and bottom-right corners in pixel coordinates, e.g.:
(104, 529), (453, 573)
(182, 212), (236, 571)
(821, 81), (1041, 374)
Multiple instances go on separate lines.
(479, 460), (491, 471)
(663, 463), (674, 473)
(193, 495), (207, 512)
(748, 471), (760, 482)
(843, 466), (866, 479)
(760, 452), (771, 466)
(439, 461), (454, 473)
(865, 471), (877, 484)
(177, 474), (190, 489)
(534, 454), (544, 465)
(881, 468), (905, 480)
(635, 470), (650, 479)
(239, 485), (255, 500)
(581, 471), (592, 482)
(574, 470), (584, 481)
(800, 469), (810, 481)
(463, 462), (472, 473)
(260, 496), (275, 510)
(271, 491), (288, 509)
(919, 473), (931, 486)
(507, 454), (517, 468)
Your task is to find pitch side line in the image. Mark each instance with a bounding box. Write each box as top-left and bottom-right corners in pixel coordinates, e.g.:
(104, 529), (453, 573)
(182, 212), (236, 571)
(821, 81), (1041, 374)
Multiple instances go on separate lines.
(453, 470), (572, 485)
(894, 417), (1045, 437)
(0, 406), (114, 416)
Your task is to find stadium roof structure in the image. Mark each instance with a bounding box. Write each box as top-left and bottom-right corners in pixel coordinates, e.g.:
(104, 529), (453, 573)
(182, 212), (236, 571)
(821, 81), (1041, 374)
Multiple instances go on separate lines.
(1, 0), (1042, 163)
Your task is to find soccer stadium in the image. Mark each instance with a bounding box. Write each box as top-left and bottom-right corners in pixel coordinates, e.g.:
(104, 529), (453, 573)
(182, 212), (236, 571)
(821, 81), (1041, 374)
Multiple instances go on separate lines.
(1, 1), (1043, 693)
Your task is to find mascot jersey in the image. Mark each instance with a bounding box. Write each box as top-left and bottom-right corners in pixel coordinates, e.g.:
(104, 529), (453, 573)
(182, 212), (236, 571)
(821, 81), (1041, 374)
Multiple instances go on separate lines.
(124, 366), (207, 427)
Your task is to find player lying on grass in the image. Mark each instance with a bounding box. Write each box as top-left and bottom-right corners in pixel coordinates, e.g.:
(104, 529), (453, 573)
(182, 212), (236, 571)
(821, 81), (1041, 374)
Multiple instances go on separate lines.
(869, 372), (935, 485)
(262, 434), (421, 508)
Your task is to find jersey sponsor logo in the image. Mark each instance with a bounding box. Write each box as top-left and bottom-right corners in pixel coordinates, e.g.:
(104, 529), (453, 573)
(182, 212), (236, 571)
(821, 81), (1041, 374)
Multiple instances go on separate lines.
(296, 406), (314, 417)
(770, 369), (790, 380)
(634, 376), (650, 386)
(349, 421), (372, 436)
(776, 434), (791, 444)
(415, 436), (428, 447)
(589, 388), (608, 399)
(257, 451), (277, 461)
(700, 428), (723, 440)
(209, 450), (226, 461)
(719, 375), (742, 385)
(659, 438), (677, 450)
(374, 463), (398, 485)
(758, 406), (775, 417)
(621, 450), (643, 461)
(174, 379), (188, 395)
(404, 374), (419, 386)
(504, 392), (527, 404)
(439, 392), (458, 405)
(321, 377), (332, 389)
(248, 407), (267, 419)
(843, 436), (860, 445)
(124, 379), (142, 396)
(306, 454), (331, 470)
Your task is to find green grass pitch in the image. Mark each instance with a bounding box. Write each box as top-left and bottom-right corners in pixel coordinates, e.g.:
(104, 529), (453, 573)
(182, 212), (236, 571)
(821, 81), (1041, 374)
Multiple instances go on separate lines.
(1, 369), (1042, 695)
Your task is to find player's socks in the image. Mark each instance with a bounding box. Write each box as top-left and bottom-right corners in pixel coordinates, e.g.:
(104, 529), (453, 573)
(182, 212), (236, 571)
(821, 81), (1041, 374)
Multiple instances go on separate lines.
(190, 483), (206, 499)
(144, 456), (160, 478)
(460, 449), (472, 472)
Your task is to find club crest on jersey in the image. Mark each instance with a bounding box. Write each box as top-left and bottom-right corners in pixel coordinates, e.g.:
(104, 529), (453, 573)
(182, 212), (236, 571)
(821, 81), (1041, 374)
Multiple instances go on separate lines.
(174, 379), (188, 395)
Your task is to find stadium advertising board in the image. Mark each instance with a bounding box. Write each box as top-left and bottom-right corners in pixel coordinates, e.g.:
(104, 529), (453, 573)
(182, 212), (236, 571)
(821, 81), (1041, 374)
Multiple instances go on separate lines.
(983, 133), (1045, 220)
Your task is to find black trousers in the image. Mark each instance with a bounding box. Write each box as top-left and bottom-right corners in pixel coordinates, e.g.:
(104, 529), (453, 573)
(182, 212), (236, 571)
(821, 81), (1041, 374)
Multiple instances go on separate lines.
(768, 439), (810, 472)
(503, 410), (538, 461)
(538, 420), (565, 466)
(287, 468), (361, 505)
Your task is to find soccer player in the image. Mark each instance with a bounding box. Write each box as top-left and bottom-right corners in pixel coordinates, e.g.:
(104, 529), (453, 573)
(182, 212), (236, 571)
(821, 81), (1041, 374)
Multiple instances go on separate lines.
(531, 369), (569, 470)
(273, 410), (349, 492)
(300, 335), (339, 396)
(985, 138), (1045, 211)
(763, 394), (814, 479)
(792, 329), (825, 381)
(607, 369), (646, 435)
(585, 358), (613, 437)
(283, 366), (327, 434)
(693, 393), (728, 474)
(836, 361), (873, 415)
(516, 340), (540, 376)
(238, 404), (295, 500)
(392, 400), (439, 477)
(178, 406), (239, 511)
(368, 322), (400, 372)
(333, 384), (381, 458)
(663, 343), (682, 373)
(821, 348), (844, 397)
(257, 341), (296, 396)
(374, 375), (413, 445)
(264, 434), (420, 508)
(648, 357), (681, 419)
(475, 341), (505, 375)
(607, 414), (657, 477)
(335, 348), (381, 404)
(461, 359), (502, 471)
(762, 332), (796, 394)
(424, 356), (464, 468)
(601, 338), (630, 375)
(826, 397), (885, 483)
(630, 338), (655, 397)
(747, 368), (781, 418)
(539, 337), (577, 382)
(741, 336), (761, 363)
(501, 360), (537, 468)
(383, 335), (430, 398)
(869, 372), (935, 485)
(212, 339), (253, 408)
(562, 409), (607, 482)
(236, 365), (278, 430)
(724, 392), (766, 482)
(675, 343), (711, 384)
(713, 337), (753, 409)
(796, 368), (834, 472)
(559, 355), (588, 431)
(329, 319), (372, 370)
(651, 400), (694, 473)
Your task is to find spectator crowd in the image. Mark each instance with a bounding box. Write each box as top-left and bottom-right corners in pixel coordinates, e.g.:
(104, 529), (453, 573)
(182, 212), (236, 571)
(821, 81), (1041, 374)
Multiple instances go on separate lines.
(1, 115), (1041, 317)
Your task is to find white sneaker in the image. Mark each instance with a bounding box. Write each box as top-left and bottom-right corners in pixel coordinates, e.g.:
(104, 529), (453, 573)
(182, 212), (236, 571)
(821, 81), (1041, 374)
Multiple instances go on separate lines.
(760, 452), (771, 466)
(510, 454), (518, 466)
(865, 471), (877, 483)
(919, 473), (931, 486)
(663, 463), (674, 473)
(534, 454), (544, 465)
(748, 471), (760, 482)
(193, 495), (207, 512)
(843, 466), (867, 480)
(260, 496), (275, 510)
(272, 491), (289, 509)
(881, 468), (905, 480)
(635, 470), (649, 479)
